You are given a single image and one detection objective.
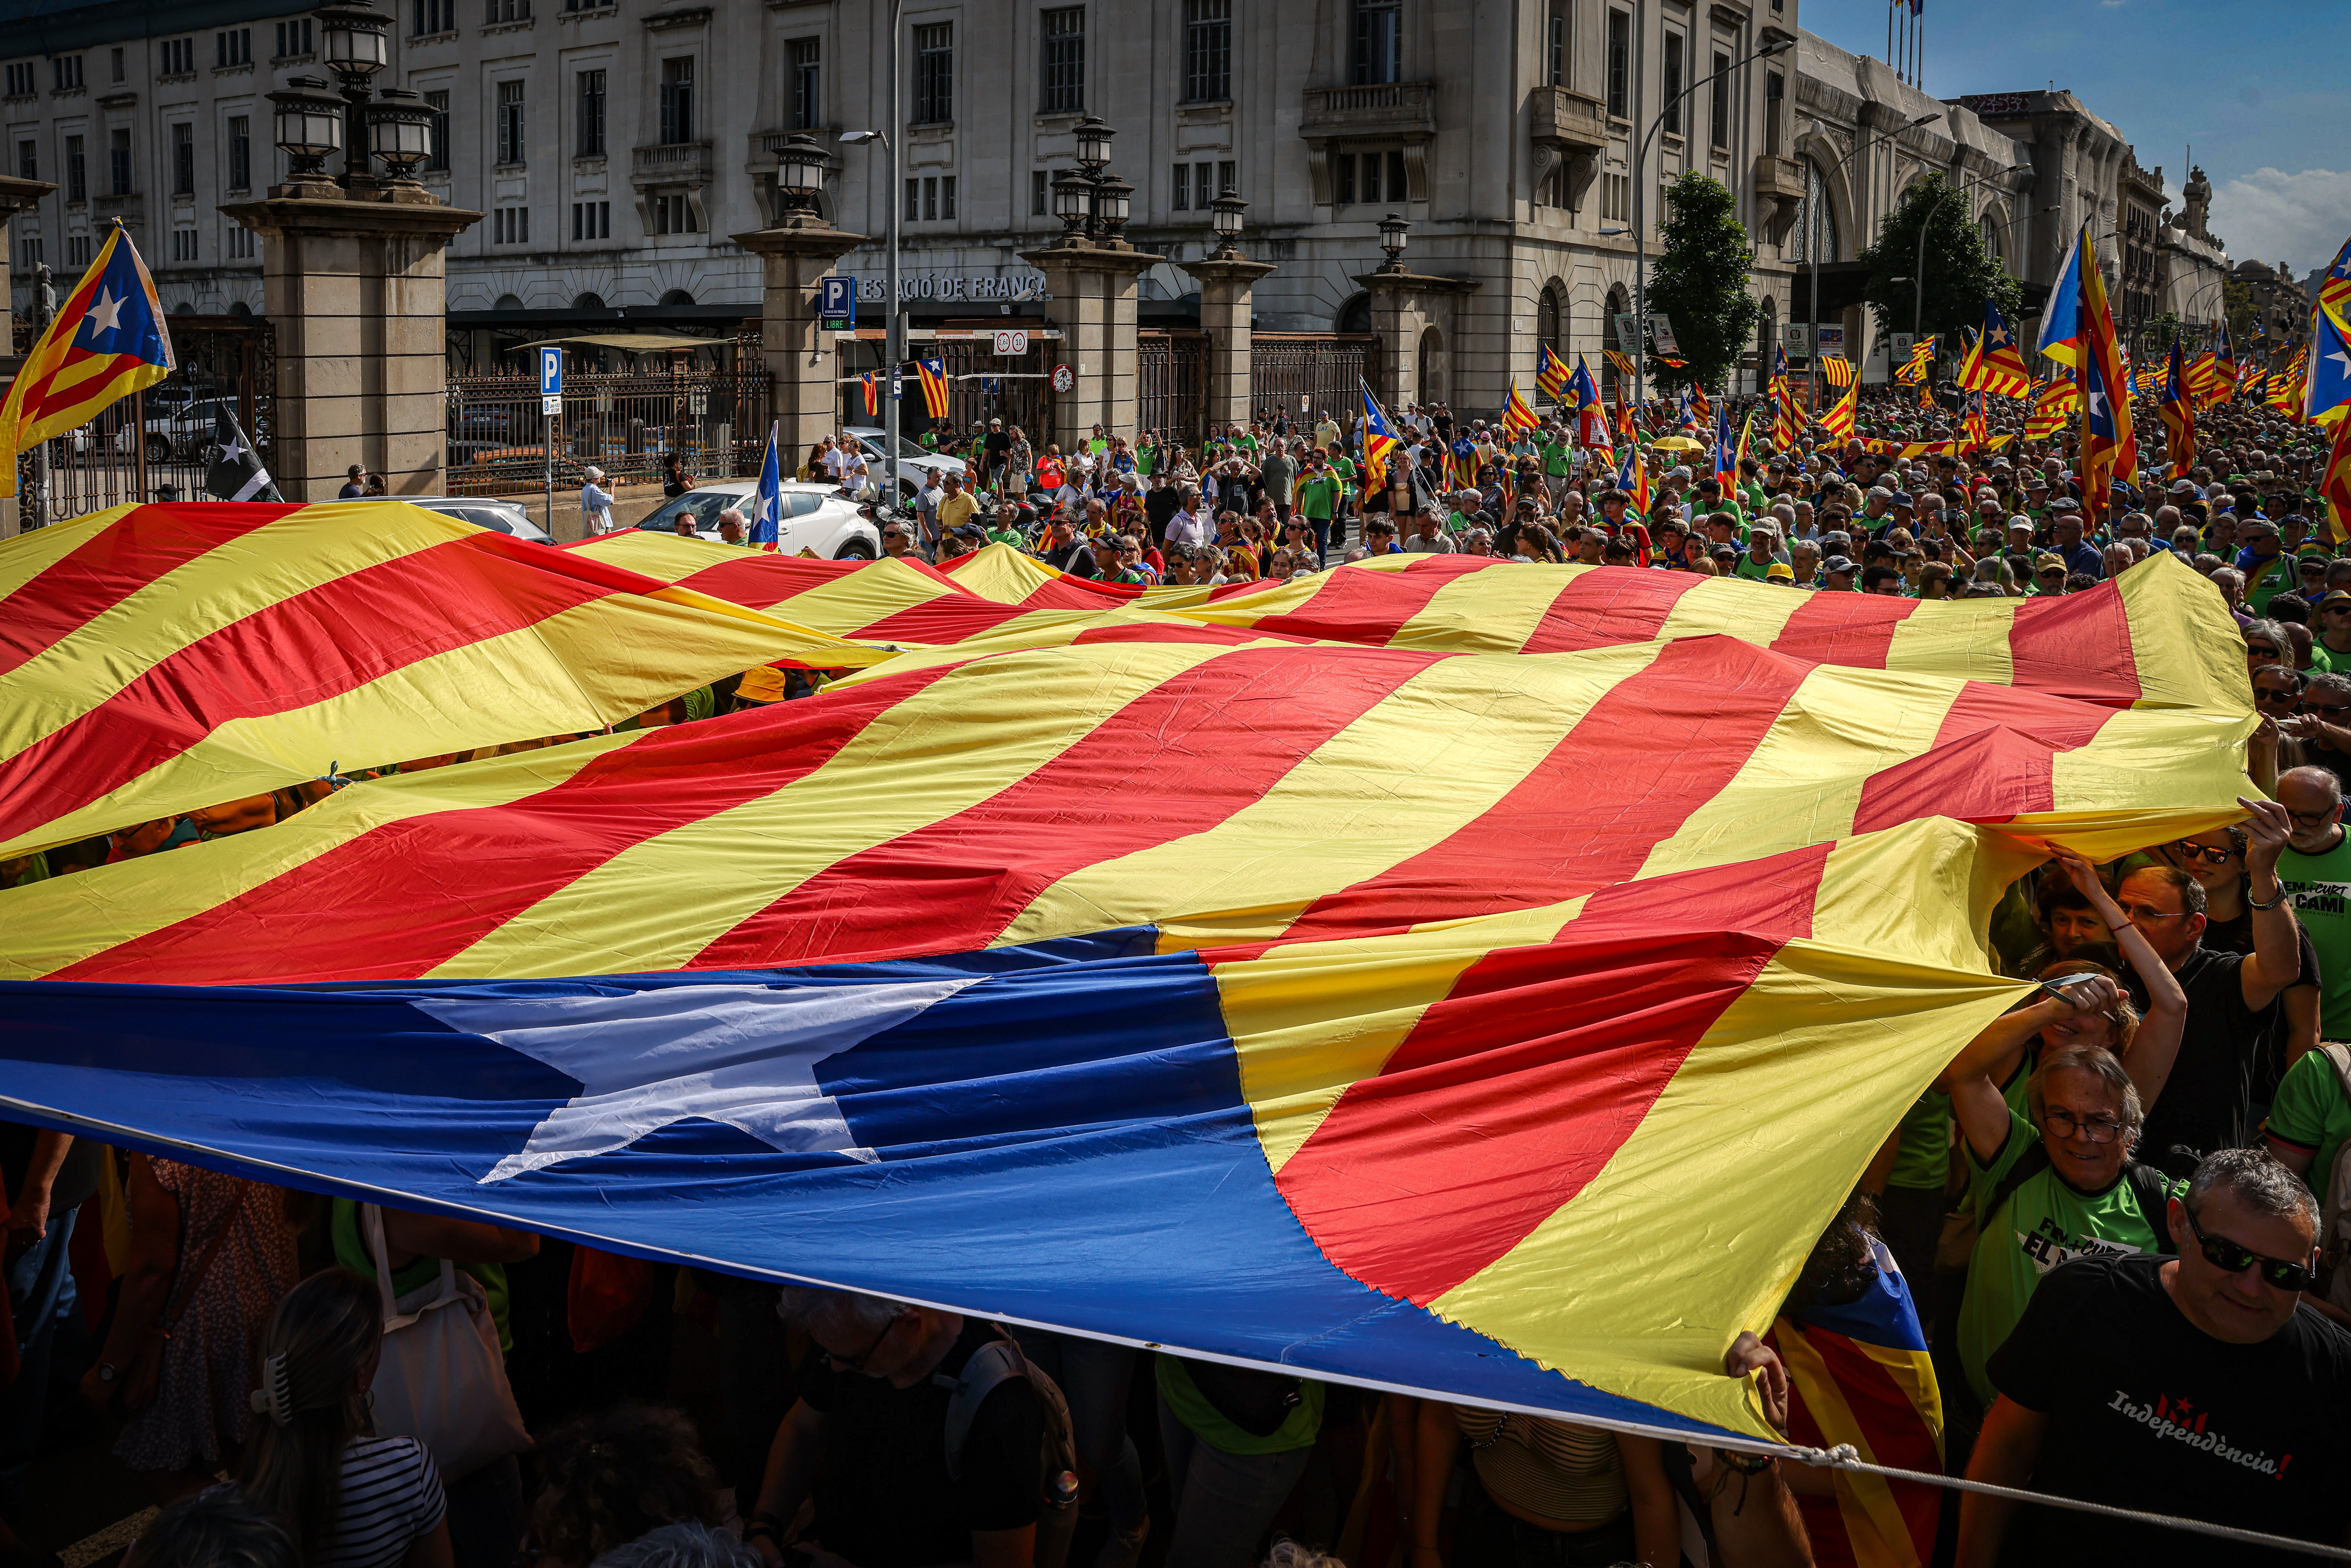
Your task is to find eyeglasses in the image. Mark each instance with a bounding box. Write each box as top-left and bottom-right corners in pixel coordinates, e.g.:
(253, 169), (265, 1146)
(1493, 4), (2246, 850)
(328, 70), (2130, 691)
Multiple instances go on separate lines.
(2168, 840), (2239, 865)
(2042, 1107), (2126, 1144)
(2245, 644), (2282, 658)
(2304, 701), (2351, 717)
(2115, 901), (2191, 922)
(824, 1313), (903, 1373)
(2183, 1204), (2316, 1291)
(2287, 806), (2340, 828)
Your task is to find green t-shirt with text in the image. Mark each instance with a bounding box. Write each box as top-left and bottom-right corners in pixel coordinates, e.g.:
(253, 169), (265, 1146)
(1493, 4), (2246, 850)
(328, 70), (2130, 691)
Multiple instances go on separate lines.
(2279, 830), (2351, 1037)
(2265, 1046), (2351, 1199)
(1295, 473), (1341, 520)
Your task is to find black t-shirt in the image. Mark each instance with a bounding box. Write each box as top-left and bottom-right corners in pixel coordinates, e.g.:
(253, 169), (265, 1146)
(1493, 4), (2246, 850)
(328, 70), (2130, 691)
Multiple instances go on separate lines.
(797, 1320), (1044, 1568)
(1144, 487), (1182, 532)
(2125, 946), (2281, 1161)
(0, 1123), (101, 1214)
(1042, 541), (1096, 578)
(983, 431), (1013, 463)
(1986, 1253), (2351, 1565)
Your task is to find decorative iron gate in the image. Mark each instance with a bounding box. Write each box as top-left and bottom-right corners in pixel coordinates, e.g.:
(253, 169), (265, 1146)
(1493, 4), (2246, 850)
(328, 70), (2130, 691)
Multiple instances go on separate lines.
(1250, 334), (1377, 429)
(833, 334), (1057, 449)
(12, 316), (276, 526)
(446, 360), (771, 498)
(1138, 330), (1207, 450)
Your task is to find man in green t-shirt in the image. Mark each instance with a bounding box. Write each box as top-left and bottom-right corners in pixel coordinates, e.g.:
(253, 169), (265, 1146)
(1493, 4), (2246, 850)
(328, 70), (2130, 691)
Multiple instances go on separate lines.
(1155, 1353), (1323, 1549)
(2264, 1046), (2351, 1203)
(2277, 765), (2351, 1040)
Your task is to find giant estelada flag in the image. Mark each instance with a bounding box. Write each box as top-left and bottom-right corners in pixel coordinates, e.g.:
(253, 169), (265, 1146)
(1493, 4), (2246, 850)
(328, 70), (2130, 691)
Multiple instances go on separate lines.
(0, 501), (889, 856)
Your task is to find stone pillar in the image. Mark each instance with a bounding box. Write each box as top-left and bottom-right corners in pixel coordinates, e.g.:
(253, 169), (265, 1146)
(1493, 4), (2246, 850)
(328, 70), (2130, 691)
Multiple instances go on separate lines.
(1180, 254), (1275, 433)
(224, 188), (479, 501)
(0, 173), (56, 537)
(1356, 266), (1480, 410)
(1020, 237), (1158, 451)
(735, 217), (870, 463)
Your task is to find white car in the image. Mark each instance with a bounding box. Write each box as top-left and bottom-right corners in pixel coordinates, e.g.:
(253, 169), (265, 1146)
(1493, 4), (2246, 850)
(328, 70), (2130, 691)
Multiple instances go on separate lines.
(633, 480), (881, 559)
(843, 425), (966, 498)
(405, 496), (556, 544)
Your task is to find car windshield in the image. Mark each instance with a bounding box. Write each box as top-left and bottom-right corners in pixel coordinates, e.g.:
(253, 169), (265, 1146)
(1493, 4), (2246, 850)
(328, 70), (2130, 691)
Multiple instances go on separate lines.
(643, 493), (739, 530)
(856, 432), (930, 461)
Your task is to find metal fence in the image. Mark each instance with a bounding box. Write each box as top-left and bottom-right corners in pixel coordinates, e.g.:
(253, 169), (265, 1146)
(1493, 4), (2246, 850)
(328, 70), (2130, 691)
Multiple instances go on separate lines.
(446, 362), (772, 497)
(9, 316), (275, 526)
(1251, 334), (1376, 429)
(831, 335), (1059, 452)
(1138, 330), (1208, 449)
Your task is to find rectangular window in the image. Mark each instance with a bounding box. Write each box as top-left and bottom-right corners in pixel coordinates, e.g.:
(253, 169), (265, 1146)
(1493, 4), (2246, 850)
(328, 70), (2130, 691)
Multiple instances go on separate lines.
(904, 178), (920, 221)
(1661, 33), (1682, 135)
(65, 134), (84, 201)
(1335, 151), (1355, 205)
(1711, 52), (1730, 150)
(109, 127), (131, 194)
(1352, 0), (1399, 84)
(4, 64), (31, 96)
(54, 55), (83, 91)
(18, 237), (38, 270)
(1040, 7), (1084, 114)
(1764, 70), (1784, 152)
(1605, 10), (1629, 118)
(570, 200), (609, 239)
(576, 68), (605, 156)
(425, 90), (449, 168)
(229, 115), (250, 188)
(496, 79), (525, 164)
(276, 19), (314, 57)
(216, 29), (250, 69)
(1183, 0), (1230, 103)
(1222, 158), (1237, 198)
(69, 233), (93, 265)
(922, 176), (937, 221)
(1172, 162), (1189, 210)
(651, 193), (693, 234)
(172, 228), (197, 261)
(941, 174), (956, 220)
(171, 122), (193, 193)
(658, 56), (693, 145)
(492, 205), (529, 243)
(1189, 160), (1209, 205)
(1383, 150), (1402, 203)
(1546, 2), (1567, 87)
(1031, 169), (1047, 215)
(789, 39), (820, 131)
(15, 139), (34, 182)
(485, 0), (529, 21)
(913, 23), (952, 124)
(227, 226), (254, 259)
(1359, 150), (1380, 203)
(161, 40), (193, 75)
(108, 47), (121, 81)
(412, 0), (454, 35)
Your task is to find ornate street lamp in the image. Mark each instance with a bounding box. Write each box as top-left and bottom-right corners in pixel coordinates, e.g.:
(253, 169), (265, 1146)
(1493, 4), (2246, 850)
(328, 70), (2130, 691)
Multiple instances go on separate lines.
(1074, 116), (1114, 174)
(367, 88), (434, 182)
(270, 77), (345, 183)
(1377, 212), (1409, 271)
(1051, 170), (1091, 236)
(774, 132), (827, 218)
(314, 2), (391, 189)
(1209, 189), (1248, 258)
(1095, 174), (1133, 238)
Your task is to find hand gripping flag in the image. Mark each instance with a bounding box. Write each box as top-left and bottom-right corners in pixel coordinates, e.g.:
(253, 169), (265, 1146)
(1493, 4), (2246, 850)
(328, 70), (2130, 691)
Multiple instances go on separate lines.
(752, 421), (784, 550)
(2077, 227), (2135, 513)
(916, 358), (952, 420)
(2322, 234), (2351, 345)
(1536, 344), (1573, 404)
(1958, 301), (2033, 398)
(2159, 337), (2197, 480)
(0, 223), (174, 498)
(1502, 378), (1539, 435)
(203, 405), (281, 503)
(1360, 379), (1401, 491)
(2036, 227), (2085, 367)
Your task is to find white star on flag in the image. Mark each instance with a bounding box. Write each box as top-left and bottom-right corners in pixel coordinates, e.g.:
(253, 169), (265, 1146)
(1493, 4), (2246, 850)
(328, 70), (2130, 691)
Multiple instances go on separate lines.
(416, 977), (984, 1183)
(84, 287), (126, 341)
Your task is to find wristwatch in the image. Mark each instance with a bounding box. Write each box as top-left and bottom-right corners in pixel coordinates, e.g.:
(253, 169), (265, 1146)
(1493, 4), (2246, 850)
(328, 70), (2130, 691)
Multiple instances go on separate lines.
(95, 1362), (119, 1385)
(2249, 881), (2288, 911)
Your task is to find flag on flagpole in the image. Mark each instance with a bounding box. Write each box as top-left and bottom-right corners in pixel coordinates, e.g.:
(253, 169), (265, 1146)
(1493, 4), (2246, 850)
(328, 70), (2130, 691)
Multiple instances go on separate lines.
(2037, 229), (2085, 367)
(1713, 401), (1736, 490)
(0, 222), (174, 498)
(860, 371), (879, 418)
(1360, 379), (1401, 492)
(1770, 346), (1801, 449)
(1566, 356), (1610, 450)
(752, 420), (784, 551)
(916, 358), (952, 419)
(1964, 393), (1988, 451)
(2077, 225), (2135, 514)
(2307, 305), (2351, 430)
(203, 403), (280, 502)
(1957, 301), (2033, 397)
(1895, 336), (1937, 386)
(2322, 234), (2351, 346)
(2322, 396), (2351, 547)
(1536, 344), (1572, 404)
(1818, 381), (1857, 441)
(2159, 337), (2196, 480)
(1818, 356), (1856, 389)
(1615, 433), (1649, 518)
(1502, 378), (1539, 434)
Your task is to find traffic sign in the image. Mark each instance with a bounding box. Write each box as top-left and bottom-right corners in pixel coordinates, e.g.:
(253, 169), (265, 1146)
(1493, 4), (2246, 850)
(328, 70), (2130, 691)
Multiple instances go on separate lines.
(542, 395), (561, 415)
(992, 329), (1029, 356)
(539, 346), (562, 398)
(1051, 364), (1075, 393)
(818, 276), (856, 333)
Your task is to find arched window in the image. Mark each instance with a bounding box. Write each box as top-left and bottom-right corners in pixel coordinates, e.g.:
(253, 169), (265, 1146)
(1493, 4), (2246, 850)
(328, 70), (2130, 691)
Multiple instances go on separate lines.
(573, 292), (608, 312)
(1537, 283), (1564, 360)
(229, 301), (254, 319)
(1758, 297), (1777, 360)
(1979, 214), (2002, 264)
(493, 293), (526, 311)
(1335, 292), (1372, 335)
(1789, 160), (1838, 263)
(659, 288), (696, 307)
(1417, 325), (1445, 404)
(1600, 286), (1630, 394)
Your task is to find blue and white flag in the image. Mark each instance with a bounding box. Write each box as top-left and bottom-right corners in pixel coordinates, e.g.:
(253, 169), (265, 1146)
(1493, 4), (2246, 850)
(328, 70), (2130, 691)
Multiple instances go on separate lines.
(751, 420), (783, 550)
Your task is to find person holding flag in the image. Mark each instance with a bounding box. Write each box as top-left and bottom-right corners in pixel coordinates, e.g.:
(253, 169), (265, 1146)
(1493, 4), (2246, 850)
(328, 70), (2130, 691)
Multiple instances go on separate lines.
(0, 220), (174, 496)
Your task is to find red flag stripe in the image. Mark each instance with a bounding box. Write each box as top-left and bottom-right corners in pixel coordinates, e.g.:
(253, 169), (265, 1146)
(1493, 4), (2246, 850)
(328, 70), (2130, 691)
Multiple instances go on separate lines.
(1234, 555), (1489, 643)
(1768, 591), (1919, 670)
(48, 668), (965, 985)
(1517, 567), (1703, 653)
(2009, 586), (2141, 706)
(688, 646), (1452, 969)
(1851, 681), (2119, 832)
(1266, 638), (1813, 944)
(852, 597), (1043, 644)
(0, 505), (291, 679)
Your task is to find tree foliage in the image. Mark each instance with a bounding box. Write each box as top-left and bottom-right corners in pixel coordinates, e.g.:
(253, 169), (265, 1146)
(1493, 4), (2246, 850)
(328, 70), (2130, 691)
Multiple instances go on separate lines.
(1647, 171), (1764, 395)
(1856, 172), (2024, 349)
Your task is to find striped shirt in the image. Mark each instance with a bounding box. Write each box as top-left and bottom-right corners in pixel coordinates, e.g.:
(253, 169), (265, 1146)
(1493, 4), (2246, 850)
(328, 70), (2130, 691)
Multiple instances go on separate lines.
(314, 1437), (447, 1568)
(1452, 1406), (1627, 1526)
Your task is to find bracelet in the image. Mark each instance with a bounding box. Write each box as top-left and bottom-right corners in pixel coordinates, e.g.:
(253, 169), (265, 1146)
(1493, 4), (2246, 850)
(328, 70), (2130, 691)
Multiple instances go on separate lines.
(1714, 1447), (1774, 1474)
(2249, 883), (2288, 912)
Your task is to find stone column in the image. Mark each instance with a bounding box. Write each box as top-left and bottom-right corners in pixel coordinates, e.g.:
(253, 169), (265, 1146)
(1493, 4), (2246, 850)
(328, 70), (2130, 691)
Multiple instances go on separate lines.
(1356, 266), (1480, 410)
(735, 217), (870, 462)
(0, 173), (56, 537)
(1020, 237), (1159, 451)
(1180, 254), (1275, 433)
(224, 188), (479, 501)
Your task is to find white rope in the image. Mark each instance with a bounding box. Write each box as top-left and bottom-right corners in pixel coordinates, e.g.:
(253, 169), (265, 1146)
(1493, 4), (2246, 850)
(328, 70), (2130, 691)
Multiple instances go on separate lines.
(1785, 1441), (2351, 1560)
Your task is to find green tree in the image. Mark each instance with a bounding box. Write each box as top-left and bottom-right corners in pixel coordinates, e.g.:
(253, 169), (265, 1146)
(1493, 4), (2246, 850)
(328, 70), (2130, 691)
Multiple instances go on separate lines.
(1647, 171), (1763, 395)
(2146, 311), (2183, 350)
(2224, 279), (2258, 346)
(1856, 172), (2024, 352)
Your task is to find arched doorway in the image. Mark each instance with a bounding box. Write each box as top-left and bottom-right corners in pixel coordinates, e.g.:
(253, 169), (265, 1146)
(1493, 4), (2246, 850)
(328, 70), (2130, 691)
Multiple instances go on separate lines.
(1600, 286), (1631, 395)
(1537, 281), (1565, 362)
(1790, 160), (1840, 263)
(1417, 325), (1446, 406)
(1335, 292), (1372, 335)
(659, 288), (696, 307)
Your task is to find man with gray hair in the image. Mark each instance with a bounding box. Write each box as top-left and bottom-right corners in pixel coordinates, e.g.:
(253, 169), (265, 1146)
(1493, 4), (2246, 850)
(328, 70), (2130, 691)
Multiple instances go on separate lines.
(1961, 1146), (2351, 1565)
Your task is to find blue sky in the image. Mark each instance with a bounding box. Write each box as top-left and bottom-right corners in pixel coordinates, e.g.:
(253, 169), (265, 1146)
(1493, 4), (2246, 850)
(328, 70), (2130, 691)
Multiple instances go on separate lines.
(1800, 0), (2350, 280)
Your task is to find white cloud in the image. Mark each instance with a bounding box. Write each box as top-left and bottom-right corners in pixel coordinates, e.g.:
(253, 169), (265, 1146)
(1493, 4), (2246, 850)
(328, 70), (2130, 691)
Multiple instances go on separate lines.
(2206, 167), (2351, 274)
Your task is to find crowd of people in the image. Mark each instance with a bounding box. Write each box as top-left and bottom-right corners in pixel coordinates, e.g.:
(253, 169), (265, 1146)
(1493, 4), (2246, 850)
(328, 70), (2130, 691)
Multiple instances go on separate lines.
(9, 363), (2351, 1568)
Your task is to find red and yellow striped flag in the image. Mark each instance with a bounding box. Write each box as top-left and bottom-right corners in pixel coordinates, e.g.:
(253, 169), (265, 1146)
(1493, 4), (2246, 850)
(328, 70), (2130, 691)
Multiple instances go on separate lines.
(0, 502), (888, 856)
(1503, 377), (1539, 434)
(1819, 381), (1858, 440)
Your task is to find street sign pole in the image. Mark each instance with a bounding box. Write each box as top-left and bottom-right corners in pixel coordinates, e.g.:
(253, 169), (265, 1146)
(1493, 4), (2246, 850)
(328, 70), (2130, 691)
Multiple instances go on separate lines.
(541, 346), (562, 535)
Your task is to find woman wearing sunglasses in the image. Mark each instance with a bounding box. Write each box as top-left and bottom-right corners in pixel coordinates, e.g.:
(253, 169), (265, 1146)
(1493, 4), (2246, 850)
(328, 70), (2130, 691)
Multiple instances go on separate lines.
(1936, 849), (2188, 1424)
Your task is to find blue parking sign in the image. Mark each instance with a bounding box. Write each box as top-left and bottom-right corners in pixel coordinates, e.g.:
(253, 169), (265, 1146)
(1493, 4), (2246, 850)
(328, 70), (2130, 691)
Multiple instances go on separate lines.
(818, 276), (856, 333)
(539, 347), (563, 397)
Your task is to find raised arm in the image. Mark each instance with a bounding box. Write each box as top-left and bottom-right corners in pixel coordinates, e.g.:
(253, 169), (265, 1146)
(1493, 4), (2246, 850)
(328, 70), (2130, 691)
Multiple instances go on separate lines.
(2238, 797), (2302, 1007)
(2050, 848), (2186, 1107)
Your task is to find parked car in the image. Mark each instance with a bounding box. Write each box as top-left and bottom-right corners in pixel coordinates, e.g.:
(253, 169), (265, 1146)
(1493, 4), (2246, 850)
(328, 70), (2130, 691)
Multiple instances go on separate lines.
(633, 480), (880, 558)
(843, 425), (966, 498)
(404, 495), (555, 544)
(143, 397), (240, 463)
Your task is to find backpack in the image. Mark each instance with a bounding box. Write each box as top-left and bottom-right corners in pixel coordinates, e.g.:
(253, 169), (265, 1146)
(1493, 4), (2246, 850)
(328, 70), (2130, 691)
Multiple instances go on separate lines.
(935, 1331), (1080, 1568)
(2312, 1045), (2351, 1311)
(1983, 1141), (2180, 1258)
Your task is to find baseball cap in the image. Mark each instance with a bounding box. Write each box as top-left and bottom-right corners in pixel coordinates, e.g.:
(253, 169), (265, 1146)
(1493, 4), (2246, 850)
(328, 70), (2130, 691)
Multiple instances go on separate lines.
(2320, 589), (2351, 608)
(2241, 518), (2281, 537)
(1765, 562), (1795, 581)
(2033, 552), (2066, 573)
(1824, 555), (1856, 574)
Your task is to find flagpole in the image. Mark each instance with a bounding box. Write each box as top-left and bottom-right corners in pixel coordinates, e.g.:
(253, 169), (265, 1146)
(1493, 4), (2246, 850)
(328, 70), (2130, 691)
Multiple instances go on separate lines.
(133, 387), (147, 504)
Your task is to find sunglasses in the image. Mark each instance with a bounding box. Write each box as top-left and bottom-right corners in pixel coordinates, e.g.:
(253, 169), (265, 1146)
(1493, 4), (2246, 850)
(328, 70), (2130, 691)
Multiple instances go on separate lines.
(2246, 644), (2282, 658)
(2255, 686), (2301, 705)
(2305, 701), (2351, 717)
(2168, 840), (2239, 865)
(2184, 1204), (2316, 1292)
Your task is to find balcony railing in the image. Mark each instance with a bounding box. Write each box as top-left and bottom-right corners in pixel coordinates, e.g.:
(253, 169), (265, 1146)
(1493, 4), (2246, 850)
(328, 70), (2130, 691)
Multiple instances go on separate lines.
(1300, 81), (1436, 141)
(632, 140), (713, 185)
